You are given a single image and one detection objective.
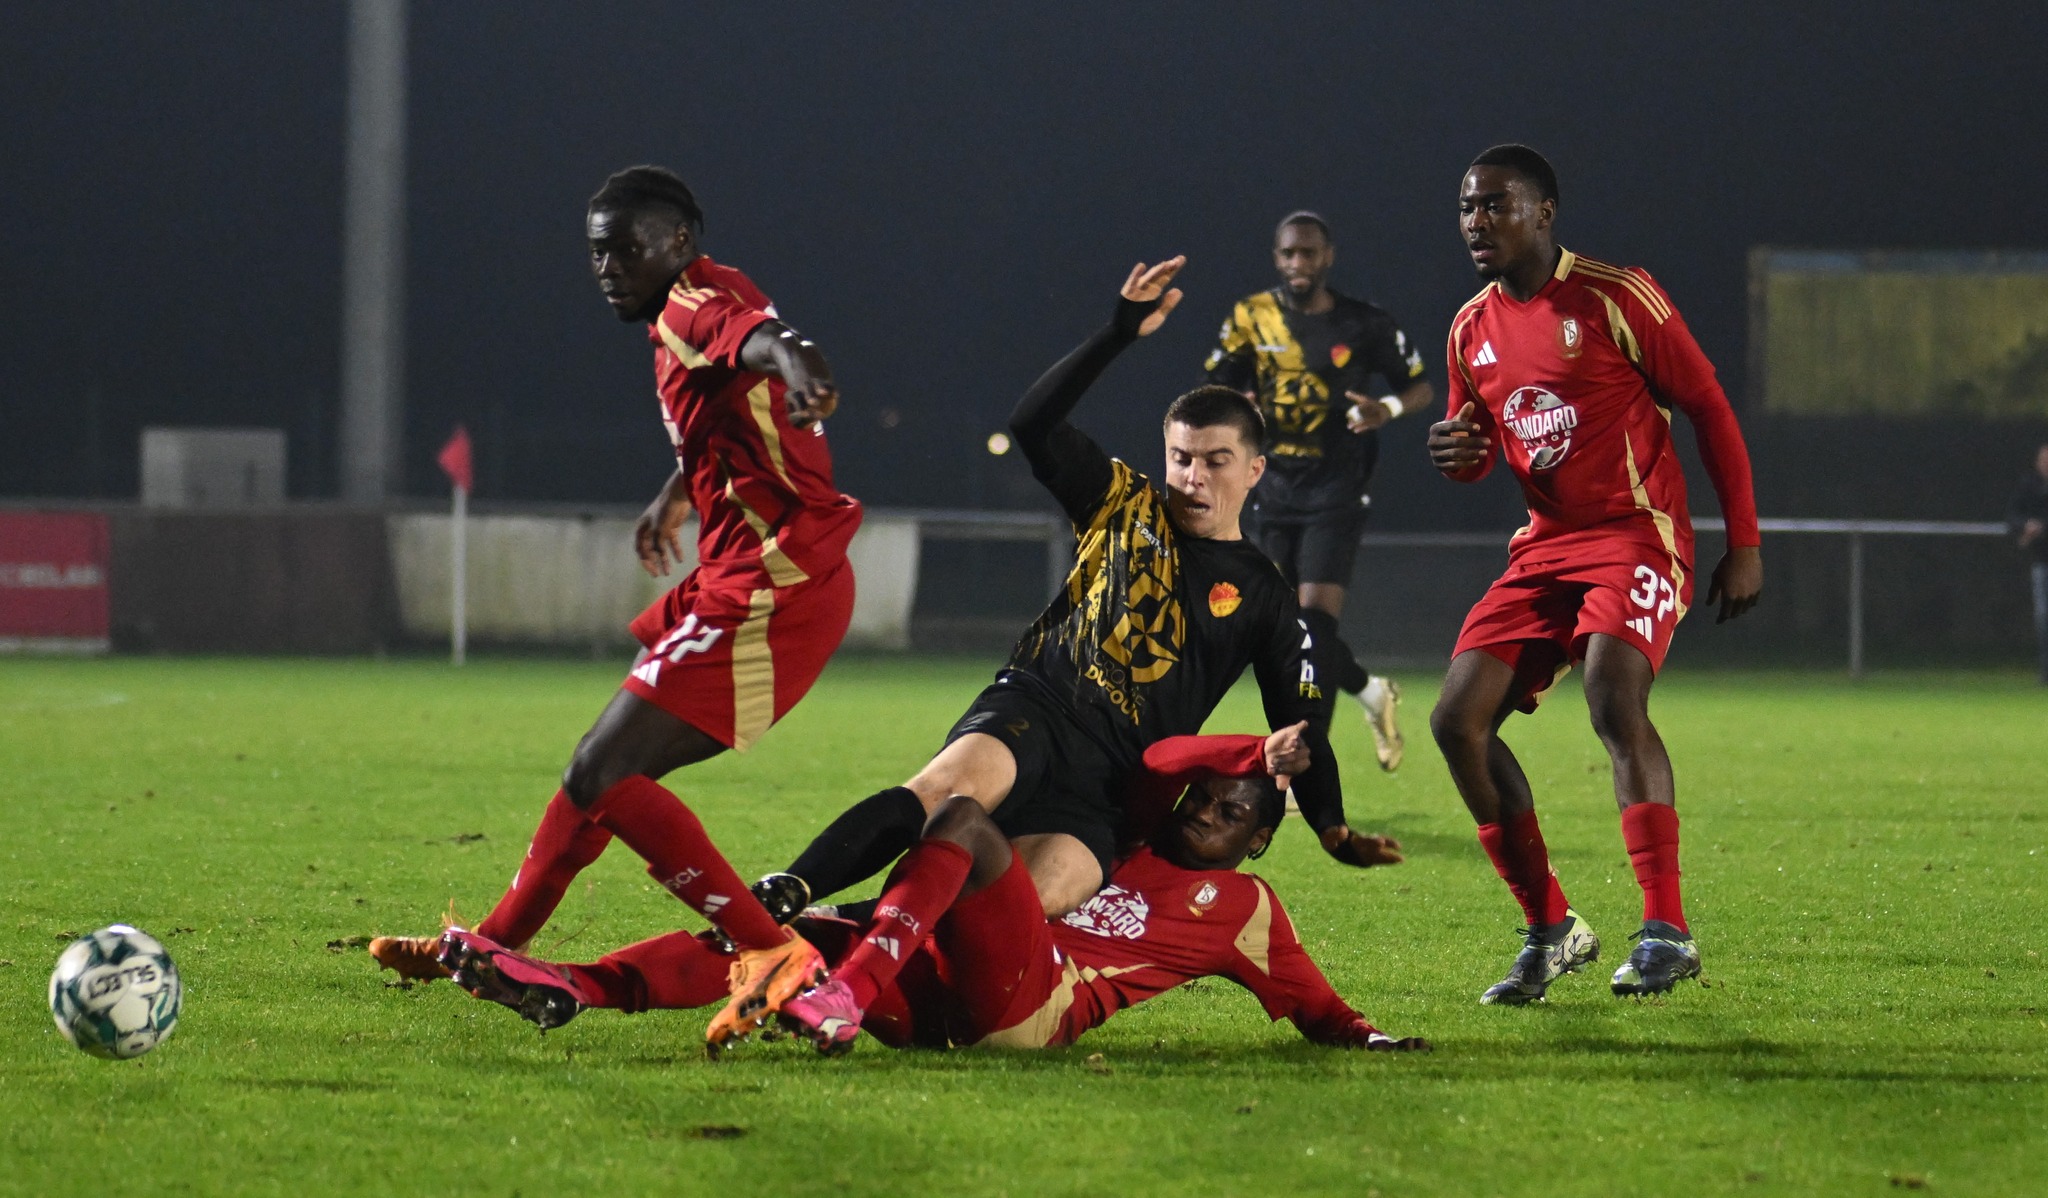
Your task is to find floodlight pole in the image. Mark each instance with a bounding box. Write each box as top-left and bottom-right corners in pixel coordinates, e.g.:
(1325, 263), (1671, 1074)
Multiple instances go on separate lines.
(339, 0), (408, 503)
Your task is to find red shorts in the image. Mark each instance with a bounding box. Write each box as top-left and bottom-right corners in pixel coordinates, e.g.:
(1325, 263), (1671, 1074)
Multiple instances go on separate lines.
(620, 559), (854, 751)
(1453, 536), (1692, 713)
(853, 848), (1067, 1050)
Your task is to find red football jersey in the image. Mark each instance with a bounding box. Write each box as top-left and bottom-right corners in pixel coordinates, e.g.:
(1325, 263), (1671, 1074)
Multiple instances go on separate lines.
(1001, 735), (1376, 1048)
(1444, 249), (1759, 568)
(648, 256), (862, 590)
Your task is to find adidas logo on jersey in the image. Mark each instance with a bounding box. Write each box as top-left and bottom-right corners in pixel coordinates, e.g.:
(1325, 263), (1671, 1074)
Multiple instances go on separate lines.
(1471, 340), (1498, 367)
(1627, 616), (1655, 640)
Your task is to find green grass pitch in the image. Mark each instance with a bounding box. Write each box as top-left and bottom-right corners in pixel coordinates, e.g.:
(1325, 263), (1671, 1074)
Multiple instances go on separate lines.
(3, 655), (2044, 1196)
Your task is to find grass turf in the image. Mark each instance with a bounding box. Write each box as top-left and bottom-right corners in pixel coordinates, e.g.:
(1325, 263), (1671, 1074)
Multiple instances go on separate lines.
(2, 655), (2044, 1197)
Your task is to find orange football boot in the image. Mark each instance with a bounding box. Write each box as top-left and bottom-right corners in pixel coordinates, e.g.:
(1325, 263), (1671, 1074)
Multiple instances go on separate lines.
(703, 930), (826, 1056)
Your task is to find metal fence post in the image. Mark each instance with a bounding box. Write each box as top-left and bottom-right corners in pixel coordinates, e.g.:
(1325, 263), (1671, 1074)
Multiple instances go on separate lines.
(1847, 529), (1865, 679)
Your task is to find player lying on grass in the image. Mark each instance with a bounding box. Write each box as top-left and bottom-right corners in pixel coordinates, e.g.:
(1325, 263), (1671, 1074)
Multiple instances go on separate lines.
(1427, 145), (1762, 1004)
(751, 257), (1403, 951)
(436, 731), (1429, 1056)
(370, 165), (863, 1049)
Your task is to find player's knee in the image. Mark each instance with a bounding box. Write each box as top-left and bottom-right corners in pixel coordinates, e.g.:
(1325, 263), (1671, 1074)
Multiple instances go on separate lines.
(560, 745), (626, 810)
(921, 794), (998, 848)
(1429, 695), (1487, 754)
(1584, 683), (1651, 747)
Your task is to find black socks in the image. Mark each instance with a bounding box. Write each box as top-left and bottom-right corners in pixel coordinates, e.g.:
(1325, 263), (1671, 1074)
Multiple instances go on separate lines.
(784, 786), (927, 901)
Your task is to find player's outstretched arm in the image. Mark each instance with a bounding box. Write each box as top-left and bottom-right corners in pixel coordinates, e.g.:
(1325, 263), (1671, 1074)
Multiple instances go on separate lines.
(1233, 886), (1429, 1051)
(739, 321), (838, 428)
(1008, 258), (1187, 519)
(634, 467), (692, 577)
(1009, 257), (1187, 452)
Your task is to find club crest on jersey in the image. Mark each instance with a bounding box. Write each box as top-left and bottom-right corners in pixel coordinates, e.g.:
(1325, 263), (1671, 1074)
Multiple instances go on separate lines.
(1558, 318), (1583, 359)
(1208, 581), (1242, 618)
(1502, 386), (1579, 471)
(1187, 880), (1220, 916)
(1329, 344), (1352, 368)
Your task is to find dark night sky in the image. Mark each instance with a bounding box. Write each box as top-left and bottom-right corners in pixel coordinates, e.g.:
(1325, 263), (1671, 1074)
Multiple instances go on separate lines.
(5, 2), (2044, 527)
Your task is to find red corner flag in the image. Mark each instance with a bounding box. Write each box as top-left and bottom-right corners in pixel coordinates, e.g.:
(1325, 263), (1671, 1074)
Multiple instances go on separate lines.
(436, 425), (474, 493)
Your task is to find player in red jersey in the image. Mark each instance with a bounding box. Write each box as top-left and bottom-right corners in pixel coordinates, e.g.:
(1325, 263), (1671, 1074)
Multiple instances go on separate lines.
(371, 166), (863, 1050)
(434, 732), (1428, 1056)
(1425, 145), (1762, 1003)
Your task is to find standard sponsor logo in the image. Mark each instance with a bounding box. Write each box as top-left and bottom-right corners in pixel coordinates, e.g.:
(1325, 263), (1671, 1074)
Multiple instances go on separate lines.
(1502, 386), (1579, 471)
(1061, 885), (1150, 940)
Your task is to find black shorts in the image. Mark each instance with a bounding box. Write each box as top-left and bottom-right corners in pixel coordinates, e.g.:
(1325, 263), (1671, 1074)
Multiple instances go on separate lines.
(943, 675), (1120, 883)
(1244, 502), (1370, 587)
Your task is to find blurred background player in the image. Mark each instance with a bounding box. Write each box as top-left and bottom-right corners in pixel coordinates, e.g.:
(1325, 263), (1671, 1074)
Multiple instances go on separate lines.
(436, 733), (1429, 1057)
(1204, 212), (1432, 770)
(371, 165), (863, 1049)
(2008, 443), (2048, 684)
(759, 257), (1403, 947)
(1425, 145), (1762, 1004)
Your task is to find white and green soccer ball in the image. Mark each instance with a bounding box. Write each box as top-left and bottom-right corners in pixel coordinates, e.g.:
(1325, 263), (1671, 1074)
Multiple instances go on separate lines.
(48, 925), (182, 1059)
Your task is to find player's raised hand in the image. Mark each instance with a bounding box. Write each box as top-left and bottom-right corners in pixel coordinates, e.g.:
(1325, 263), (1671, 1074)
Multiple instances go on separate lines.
(1264, 720), (1311, 782)
(1319, 824), (1404, 868)
(634, 470), (692, 577)
(1427, 401), (1491, 475)
(1345, 391), (1393, 433)
(1706, 544), (1763, 623)
(1117, 256), (1186, 337)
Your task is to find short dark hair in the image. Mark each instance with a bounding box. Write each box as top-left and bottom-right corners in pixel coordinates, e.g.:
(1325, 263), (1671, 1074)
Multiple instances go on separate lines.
(1469, 144), (1559, 204)
(1165, 385), (1265, 453)
(590, 165), (705, 233)
(1276, 209), (1332, 241)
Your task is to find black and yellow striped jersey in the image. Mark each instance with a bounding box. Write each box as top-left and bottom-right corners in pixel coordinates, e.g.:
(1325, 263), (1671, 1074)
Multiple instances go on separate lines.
(1007, 435), (1322, 775)
(1204, 288), (1425, 515)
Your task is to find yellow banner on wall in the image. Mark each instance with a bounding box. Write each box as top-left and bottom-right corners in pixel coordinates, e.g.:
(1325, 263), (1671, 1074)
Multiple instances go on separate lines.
(1750, 249), (2048, 419)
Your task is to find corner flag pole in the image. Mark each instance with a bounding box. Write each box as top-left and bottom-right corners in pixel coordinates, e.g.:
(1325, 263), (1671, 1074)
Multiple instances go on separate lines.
(451, 482), (467, 666)
(436, 425), (475, 666)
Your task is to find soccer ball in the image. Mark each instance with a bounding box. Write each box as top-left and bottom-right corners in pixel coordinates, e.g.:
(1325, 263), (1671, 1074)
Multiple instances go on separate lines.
(48, 925), (182, 1059)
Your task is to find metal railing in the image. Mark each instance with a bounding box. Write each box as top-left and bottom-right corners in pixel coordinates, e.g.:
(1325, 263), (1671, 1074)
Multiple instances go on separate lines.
(907, 510), (2017, 676)
(1748, 518), (2009, 676)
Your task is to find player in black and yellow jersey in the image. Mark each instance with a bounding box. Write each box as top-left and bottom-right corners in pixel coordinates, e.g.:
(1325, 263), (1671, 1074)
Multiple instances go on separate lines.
(1205, 212), (1433, 770)
(768, 257), (1406, 926)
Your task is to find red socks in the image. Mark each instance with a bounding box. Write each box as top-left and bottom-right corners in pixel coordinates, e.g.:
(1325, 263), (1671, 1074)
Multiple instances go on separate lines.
(1620, 802), (1687, 932)
(832, 839), (974, 1009)
(563, 930), (735, 1013)
(1476, 810), (1571, 928)
(476, 790), (613, 949)
(587, 775), (788, 950)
